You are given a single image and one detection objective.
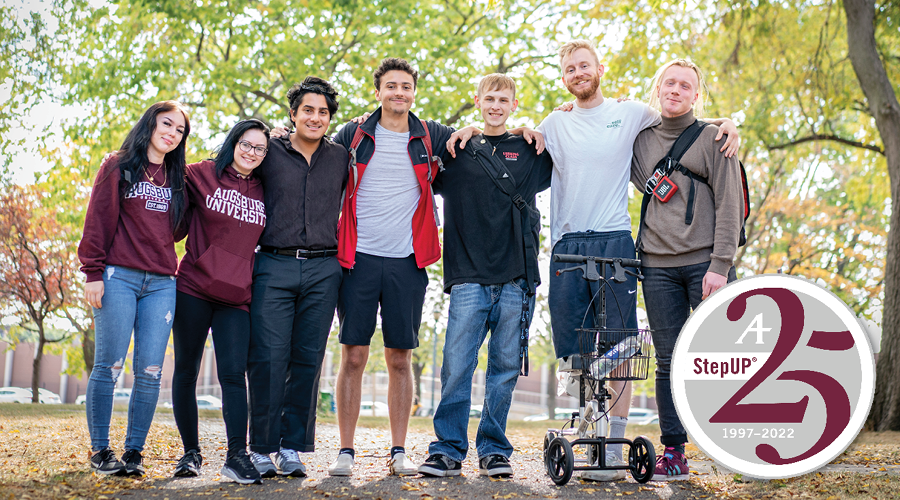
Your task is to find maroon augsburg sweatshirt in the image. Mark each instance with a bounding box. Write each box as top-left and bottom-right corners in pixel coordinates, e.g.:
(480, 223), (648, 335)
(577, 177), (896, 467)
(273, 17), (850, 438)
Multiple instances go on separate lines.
(79, 154), (178, 282)
(176, 160), (265, 310)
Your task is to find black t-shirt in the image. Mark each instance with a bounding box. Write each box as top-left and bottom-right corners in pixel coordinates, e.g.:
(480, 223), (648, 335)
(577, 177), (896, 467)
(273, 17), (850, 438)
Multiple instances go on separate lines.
(433, 133), (552, 292)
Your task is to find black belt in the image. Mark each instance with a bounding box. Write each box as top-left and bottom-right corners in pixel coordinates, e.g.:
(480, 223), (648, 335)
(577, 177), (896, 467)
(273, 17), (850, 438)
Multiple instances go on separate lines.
(259, 246), (338, 259)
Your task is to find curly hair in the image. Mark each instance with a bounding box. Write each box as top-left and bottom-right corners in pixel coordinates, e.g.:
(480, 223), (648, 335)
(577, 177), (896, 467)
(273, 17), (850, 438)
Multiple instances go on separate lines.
(286, 76), (339, 118)
(373, 58), (419, 90)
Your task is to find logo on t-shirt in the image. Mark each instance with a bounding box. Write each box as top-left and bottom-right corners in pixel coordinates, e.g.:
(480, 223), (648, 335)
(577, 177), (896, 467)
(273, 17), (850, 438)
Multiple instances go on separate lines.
(607, 119), (623, 129)
(503, 151), (519, 161)
(126, 182), (171, 212)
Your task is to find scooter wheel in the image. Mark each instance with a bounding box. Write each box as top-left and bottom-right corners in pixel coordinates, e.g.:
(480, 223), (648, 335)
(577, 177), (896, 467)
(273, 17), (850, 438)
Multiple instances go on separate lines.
(629, 436), (656, 483)
(545, 437), (574, 485)
(543, 431), (557, 453)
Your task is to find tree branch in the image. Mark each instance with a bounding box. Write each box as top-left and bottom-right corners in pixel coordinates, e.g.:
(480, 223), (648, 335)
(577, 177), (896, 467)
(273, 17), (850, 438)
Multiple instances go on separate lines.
(445, 102), (474, 127)
(766, 134), (884, 154)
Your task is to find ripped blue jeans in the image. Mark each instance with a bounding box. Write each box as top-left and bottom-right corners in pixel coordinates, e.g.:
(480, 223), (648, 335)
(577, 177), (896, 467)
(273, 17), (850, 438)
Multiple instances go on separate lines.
(86, 265), (176, 452)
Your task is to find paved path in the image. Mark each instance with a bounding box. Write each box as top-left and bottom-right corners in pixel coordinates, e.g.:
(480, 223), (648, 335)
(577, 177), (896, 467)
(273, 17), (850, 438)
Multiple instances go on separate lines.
(115, 418), (898, 500)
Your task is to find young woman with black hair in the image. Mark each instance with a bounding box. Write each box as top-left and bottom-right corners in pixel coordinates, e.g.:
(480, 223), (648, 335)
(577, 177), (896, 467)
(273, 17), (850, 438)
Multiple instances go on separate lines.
(170, 119), (270, 484)
(78, 100), (190, 476)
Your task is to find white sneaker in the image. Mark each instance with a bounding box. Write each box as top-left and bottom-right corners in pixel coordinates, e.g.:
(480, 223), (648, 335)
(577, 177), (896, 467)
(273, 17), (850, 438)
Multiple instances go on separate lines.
(581, 452), (627, 481)
(328, 452), (354, 476)
(389, 452), (418, 476)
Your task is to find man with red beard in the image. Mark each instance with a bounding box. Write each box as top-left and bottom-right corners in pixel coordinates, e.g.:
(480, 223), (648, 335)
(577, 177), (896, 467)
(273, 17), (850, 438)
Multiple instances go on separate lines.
(538, 40), (739, 481)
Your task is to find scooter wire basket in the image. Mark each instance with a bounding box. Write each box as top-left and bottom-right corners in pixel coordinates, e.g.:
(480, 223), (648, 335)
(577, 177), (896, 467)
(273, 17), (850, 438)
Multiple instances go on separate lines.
(576, 328), (652, 382)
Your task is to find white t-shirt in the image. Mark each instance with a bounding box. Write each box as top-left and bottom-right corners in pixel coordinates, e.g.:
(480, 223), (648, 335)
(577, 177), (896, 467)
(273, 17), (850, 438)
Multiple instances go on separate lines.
(355, 123), (420, 257)
(538, 99), (661, 248)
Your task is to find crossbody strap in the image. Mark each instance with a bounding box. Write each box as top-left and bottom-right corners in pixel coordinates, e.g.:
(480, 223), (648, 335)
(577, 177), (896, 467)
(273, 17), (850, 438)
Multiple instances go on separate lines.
(470, 136), (536, 377)
(636, 120), (707, 254)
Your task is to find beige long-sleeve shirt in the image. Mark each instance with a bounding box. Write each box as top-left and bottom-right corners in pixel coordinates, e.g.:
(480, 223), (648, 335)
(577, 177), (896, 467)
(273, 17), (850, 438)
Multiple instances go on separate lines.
(630, 110), (744, 276)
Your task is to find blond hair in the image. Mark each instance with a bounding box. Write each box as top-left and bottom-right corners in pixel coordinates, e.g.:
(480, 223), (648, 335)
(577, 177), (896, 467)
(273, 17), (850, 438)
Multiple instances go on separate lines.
(477, 73), (517, 98)
(647, 59), (707, 118)
(558, 40), (600, 68)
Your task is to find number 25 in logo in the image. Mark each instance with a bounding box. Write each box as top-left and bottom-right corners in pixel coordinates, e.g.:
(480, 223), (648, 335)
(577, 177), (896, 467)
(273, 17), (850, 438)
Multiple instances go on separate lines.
(671, 275), (876, 479)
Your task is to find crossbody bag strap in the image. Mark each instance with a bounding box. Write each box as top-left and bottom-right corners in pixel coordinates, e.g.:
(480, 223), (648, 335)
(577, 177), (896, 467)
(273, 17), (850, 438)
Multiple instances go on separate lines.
(469, 136), (535, 377)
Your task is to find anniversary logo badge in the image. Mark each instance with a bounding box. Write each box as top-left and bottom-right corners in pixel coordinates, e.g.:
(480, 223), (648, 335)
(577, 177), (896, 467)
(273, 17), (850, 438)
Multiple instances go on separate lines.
(671, 274), (876, 479)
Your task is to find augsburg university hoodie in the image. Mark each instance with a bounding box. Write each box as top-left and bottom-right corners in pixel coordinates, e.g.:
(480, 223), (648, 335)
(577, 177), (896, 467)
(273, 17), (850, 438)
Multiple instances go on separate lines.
(176, 160), (265, 311)
(79, 154), (178, 282)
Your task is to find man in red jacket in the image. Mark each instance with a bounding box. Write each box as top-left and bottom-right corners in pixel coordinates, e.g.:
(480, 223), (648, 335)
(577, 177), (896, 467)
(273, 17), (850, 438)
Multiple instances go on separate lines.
(327, 58), (455, 477)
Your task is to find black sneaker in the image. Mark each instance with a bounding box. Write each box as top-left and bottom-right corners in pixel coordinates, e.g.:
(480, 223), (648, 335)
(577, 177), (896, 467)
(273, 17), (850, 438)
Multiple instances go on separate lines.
(121, 449), (145, 477)
(222, 450), (263, 485)
(90, 448), (125, 476)
(479, 455), (513, 478)
(174, 449), (203, 478)
(418, 454), (462, 477)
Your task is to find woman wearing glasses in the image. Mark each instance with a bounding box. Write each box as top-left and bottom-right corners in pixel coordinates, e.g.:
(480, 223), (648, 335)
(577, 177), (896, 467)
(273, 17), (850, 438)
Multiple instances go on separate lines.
(171, 119), (270, 484)
(79, 101), (190, 477)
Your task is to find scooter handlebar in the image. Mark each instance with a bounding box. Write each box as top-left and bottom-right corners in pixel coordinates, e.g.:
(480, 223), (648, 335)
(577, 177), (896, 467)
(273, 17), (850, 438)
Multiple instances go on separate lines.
(553, 254), (641, 268)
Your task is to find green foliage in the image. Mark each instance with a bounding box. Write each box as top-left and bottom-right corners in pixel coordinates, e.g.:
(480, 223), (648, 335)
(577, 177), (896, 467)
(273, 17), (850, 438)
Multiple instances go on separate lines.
(3, 0), (897, 393)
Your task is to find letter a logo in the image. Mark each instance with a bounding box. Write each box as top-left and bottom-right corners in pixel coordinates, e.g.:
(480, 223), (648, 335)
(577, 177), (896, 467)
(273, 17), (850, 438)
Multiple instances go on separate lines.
(735, 313), (771, 345)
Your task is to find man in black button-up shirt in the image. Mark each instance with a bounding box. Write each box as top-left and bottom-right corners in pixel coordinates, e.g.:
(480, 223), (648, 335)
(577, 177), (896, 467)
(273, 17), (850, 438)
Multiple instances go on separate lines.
(247, 76), (347, 477)
(255, 131), (346, 250)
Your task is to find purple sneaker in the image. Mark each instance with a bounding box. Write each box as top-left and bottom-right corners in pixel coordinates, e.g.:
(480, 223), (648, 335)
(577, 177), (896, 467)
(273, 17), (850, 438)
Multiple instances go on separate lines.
(652, 447), (689, 481)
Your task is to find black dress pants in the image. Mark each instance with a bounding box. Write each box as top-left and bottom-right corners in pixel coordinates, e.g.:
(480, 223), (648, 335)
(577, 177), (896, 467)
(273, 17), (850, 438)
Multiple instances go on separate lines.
(247, 252), (342, 453)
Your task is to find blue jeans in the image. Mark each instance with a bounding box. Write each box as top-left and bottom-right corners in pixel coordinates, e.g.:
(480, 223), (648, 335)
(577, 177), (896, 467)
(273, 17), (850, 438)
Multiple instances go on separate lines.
(642, 261), (736, 446)
(428, 279), (535, 461)
(86, 265), (176, 452)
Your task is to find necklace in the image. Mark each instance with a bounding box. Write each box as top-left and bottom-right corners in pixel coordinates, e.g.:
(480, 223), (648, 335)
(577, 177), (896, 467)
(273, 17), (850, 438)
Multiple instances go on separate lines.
(146, 163), (167, 186)
(489, 132), (511, 156)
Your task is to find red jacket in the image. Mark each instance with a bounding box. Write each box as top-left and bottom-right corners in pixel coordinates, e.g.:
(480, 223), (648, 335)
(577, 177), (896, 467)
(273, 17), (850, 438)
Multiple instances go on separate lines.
(333, 108), (453, 269)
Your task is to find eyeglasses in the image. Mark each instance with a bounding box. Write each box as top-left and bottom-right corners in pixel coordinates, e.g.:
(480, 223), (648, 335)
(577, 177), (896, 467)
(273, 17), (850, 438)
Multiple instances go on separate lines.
(238, 140), (268, 157)
(301, 83), (339, 97)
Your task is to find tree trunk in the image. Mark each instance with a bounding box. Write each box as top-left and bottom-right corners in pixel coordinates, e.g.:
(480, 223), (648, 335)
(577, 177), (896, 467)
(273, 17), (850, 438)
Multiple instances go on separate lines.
(547, 360), (558, 417)
(82, 323), (95, 375)
(31, 333), (45, 404)
(844, 0), (900, 431)
(412, 360), (424, 407)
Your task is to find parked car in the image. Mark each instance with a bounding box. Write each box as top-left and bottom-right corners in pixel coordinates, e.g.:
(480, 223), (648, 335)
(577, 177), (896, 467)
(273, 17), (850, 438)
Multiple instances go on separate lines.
(196, 395), (223, 410)
(470, 404), (483, 419)
(638, 415), (659, 426)
(360, 400), (390, 417)
(32, 388), (61, 404)
(76, 388), (132, 406)
(0, 387), (33, 404)
(628, 407), (657, 422)
(523, 407), (579, 422)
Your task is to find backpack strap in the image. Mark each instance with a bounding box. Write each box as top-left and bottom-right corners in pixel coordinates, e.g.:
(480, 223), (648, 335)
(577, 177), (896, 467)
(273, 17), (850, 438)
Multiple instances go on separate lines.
(345, 125), (367, 199)
(671, 163), (708, 225)
(636, 120), (707, 254)
(419, 119), (444, 226)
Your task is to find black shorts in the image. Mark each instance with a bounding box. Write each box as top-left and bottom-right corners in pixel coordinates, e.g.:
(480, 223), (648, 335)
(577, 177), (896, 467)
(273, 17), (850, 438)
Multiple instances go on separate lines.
(337, 252), (428, 349)
(549, 230), (638, 359)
